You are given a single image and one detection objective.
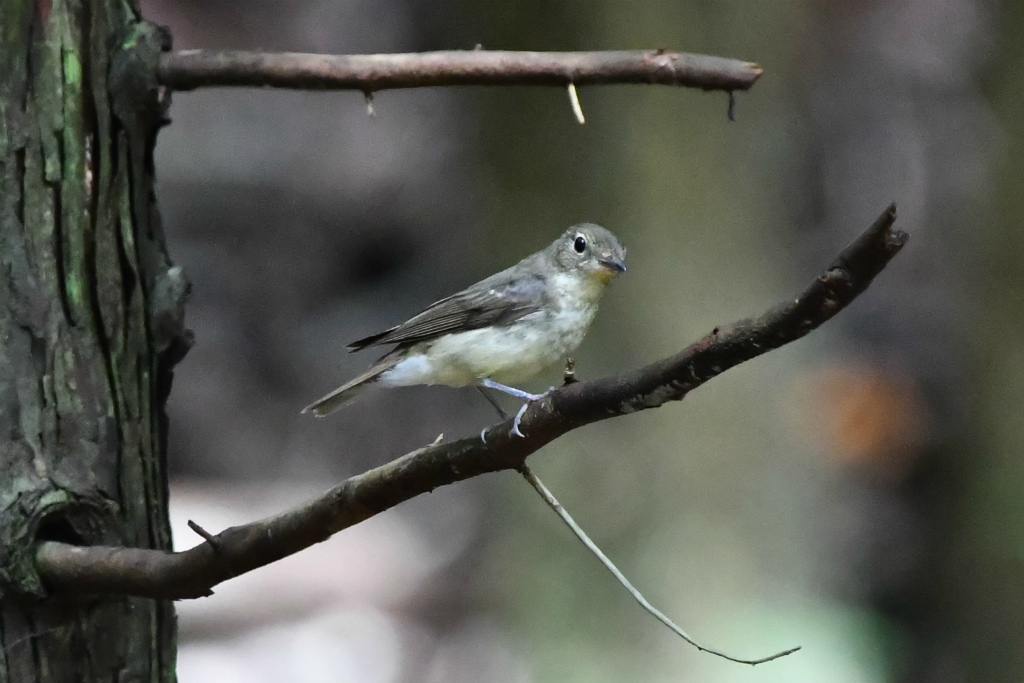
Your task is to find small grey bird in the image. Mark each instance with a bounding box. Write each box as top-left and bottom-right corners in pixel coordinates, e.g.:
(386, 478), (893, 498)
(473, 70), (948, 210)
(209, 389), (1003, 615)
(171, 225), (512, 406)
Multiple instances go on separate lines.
(303, 224), (626, 436)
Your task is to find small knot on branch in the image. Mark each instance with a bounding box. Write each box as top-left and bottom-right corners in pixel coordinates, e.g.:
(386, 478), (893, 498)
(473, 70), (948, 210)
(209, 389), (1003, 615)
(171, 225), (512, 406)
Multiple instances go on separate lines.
(563, 358), (578, 385)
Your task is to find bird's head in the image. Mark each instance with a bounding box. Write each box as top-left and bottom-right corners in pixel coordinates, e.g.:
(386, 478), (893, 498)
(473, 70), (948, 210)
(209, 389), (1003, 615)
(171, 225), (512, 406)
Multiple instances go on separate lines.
(551, 223), (627, 284)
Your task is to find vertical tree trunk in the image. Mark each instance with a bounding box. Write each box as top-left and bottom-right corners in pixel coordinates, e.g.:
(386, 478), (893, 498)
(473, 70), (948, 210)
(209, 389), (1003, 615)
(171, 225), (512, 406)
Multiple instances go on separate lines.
(0, 1), (186, 680)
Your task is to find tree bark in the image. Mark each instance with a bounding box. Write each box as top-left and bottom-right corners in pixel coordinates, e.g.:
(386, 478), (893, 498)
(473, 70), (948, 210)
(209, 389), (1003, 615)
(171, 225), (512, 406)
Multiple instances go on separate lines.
(0, 1), (185, 681)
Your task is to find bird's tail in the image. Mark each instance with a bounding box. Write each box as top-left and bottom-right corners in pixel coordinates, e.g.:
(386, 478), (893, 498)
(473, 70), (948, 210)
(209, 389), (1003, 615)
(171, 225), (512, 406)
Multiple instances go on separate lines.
(301, 354), (401, 417)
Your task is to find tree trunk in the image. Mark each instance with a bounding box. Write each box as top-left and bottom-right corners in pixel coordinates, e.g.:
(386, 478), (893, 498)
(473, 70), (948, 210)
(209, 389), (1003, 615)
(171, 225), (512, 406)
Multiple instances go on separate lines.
(0, 1), (186, 680)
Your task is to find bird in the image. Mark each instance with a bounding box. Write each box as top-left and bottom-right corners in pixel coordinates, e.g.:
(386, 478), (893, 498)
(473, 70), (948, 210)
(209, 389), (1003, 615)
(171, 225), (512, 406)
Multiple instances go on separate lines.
(302, 224), (626, 437)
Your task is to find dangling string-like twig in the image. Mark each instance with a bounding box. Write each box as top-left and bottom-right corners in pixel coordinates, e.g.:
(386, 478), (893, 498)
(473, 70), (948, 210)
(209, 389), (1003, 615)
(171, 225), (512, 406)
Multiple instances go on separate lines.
(518, 463), (801, 665)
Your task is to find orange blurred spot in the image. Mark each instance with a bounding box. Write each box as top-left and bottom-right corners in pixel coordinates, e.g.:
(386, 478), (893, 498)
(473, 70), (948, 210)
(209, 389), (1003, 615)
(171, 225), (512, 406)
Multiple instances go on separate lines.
(797, 364), (929, 478)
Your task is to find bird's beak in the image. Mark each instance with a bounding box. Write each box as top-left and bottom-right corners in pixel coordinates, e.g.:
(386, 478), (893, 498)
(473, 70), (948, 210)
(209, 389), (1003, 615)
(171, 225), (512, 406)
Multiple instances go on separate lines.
(597, 255), (627, 273)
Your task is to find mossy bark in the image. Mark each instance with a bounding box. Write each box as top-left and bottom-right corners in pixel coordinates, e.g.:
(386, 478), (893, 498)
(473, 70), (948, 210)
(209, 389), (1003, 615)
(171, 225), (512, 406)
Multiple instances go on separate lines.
(0, 1), (186, 680)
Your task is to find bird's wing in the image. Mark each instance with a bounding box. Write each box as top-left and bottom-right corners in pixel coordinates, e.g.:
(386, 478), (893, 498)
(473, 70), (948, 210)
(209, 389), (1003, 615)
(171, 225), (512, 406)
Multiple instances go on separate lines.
(346, 274), (547, 351)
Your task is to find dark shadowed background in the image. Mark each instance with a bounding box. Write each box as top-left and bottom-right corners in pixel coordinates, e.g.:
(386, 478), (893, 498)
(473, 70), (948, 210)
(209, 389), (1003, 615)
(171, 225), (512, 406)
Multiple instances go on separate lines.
(139, 1), (1023, 681)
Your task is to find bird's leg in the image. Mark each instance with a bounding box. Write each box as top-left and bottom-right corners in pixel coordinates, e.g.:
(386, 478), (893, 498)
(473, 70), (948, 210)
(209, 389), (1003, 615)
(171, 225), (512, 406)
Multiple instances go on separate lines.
(479, 378), (546, 402)
(479, 379), (551, 437)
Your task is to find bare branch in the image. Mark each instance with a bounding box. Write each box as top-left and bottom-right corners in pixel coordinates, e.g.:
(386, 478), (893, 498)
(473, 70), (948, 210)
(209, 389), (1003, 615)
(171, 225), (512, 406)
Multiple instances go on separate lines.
(157, 49), (762, 93)
(519, 464), (801, 665)
(34, 205), (906, 601)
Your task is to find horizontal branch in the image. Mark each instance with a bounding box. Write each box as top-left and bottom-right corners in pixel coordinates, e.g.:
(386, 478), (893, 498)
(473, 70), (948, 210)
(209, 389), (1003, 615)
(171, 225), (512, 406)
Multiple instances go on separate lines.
(157, 49), (762, 93)
(34, 206), (906, 600)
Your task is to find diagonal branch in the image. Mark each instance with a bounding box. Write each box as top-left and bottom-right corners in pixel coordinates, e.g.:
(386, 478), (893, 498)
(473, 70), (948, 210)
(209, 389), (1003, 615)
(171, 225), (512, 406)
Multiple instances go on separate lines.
(33, 205), (906, 601)
(157, 49), (762, 93)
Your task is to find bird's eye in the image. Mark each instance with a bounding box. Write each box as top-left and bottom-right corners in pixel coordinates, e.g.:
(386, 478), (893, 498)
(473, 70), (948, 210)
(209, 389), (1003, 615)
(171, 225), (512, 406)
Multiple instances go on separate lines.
(573, 235), (587, 253)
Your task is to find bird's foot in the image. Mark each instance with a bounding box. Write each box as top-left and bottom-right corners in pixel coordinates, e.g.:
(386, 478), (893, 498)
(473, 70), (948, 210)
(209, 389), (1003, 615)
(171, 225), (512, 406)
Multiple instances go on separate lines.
(510, 386), (554, 438)
(477, 380), (554, 438)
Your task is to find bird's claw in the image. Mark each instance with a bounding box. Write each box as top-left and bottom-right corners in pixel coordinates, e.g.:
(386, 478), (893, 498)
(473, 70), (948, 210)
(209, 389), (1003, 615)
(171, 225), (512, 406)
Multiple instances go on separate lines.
(511, 403), (530, 438)
(509, 387), (556, 438)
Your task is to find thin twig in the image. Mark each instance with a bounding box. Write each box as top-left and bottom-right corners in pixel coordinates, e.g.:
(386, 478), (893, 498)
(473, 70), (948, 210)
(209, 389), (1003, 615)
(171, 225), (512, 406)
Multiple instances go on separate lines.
(187, 520), (222, 552)
(518, 464), (799, 665)
(478, 386), (510, 420)
(32, 206), (906, 601)
(157, 50), (762, 93)
(567, 83), (585, 124)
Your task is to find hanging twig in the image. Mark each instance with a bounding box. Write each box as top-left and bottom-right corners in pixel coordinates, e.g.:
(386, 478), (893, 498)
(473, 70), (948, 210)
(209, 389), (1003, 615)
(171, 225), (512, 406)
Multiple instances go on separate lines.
(518, 464), (799, 665)
(567, 82), (586, 123)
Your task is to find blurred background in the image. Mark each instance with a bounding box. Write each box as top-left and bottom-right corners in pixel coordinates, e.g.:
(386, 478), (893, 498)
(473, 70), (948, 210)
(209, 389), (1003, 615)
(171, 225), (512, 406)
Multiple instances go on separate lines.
(139, 0), (1023, 681)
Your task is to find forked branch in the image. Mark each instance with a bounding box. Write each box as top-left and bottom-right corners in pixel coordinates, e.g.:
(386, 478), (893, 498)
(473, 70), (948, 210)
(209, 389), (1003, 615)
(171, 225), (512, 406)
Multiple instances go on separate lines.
(34, 206), (906, 602)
